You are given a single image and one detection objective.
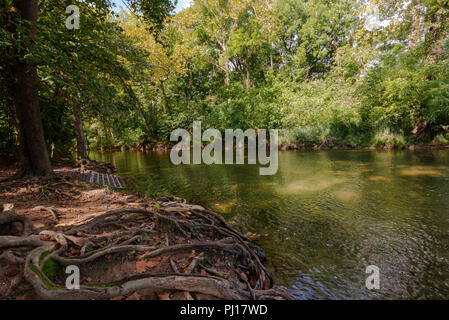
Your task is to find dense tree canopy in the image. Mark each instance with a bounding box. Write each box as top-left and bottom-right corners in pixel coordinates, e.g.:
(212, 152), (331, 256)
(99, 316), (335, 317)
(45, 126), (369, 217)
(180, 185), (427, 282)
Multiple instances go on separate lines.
(1, 0), (448, 169)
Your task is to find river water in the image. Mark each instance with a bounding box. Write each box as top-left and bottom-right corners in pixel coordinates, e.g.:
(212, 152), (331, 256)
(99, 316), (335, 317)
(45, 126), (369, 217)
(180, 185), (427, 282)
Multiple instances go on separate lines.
(89, 149), (449, 299)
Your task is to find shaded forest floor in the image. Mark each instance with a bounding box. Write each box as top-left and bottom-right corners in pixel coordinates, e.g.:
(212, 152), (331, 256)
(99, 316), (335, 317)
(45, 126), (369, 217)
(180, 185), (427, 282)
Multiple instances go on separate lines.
(0, 165), (292, 300)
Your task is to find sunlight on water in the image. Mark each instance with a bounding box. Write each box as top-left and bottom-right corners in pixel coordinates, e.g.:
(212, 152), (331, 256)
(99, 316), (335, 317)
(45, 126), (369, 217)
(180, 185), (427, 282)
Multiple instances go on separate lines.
(368, 176), (390, 182)
(278, 178), (346, 194)
(400, 167), (447, 177)
(211, 199), (238, 214)
(332, 189), (361, 202)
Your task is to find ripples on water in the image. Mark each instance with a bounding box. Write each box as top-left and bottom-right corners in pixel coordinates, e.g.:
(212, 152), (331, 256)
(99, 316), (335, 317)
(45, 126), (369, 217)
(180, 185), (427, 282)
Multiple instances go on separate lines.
(89, 150), (449, 299)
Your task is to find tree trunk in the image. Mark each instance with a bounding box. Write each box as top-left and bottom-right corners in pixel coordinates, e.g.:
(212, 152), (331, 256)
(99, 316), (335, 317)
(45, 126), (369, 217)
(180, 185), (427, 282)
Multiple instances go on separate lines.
(136, 102), (152, 136)
(96, 129), (102, 150)
(409, 2), (423, 49)
(159, 82), (171, 114)
(245, 65), (251, 90)
(151, 100), (156, 123)
(11, 0), (52, 177)
(224, 66), (230, 86)
(109, 127), (115, 146)
(73, 103), (88, 160)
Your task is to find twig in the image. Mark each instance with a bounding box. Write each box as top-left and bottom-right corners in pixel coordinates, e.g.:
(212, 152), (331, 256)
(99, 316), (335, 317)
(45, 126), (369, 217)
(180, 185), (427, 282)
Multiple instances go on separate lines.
(199, 264), (229, 279)
(170, 257), (179, 273)
(186, 252), (205, 274)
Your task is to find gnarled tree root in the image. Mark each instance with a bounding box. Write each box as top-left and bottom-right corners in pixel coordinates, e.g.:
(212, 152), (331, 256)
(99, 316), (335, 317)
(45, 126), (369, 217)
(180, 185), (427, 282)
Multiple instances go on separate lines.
(1, 201), (294, 300)
(0, 203), (36, 236)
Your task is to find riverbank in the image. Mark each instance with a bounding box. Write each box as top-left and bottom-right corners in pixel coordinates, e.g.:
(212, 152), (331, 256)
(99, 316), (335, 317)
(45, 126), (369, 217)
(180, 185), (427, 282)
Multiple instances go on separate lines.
(279, 143), (449, 151)
(0, 166), (292, 300)
(86, 142), (449, 153)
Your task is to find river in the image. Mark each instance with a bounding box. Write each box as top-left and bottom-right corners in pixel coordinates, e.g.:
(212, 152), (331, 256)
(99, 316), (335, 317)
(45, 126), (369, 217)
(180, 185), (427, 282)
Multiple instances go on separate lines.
(89, 149), (449, 299)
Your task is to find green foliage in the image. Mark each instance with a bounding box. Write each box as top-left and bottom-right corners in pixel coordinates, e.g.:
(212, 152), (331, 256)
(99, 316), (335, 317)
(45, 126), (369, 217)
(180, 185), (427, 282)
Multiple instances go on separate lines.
(1, 0), (448, 159)
(359, 46), (449, 135)
(371, 128), (407, 147)
(433, 133), (449, 145)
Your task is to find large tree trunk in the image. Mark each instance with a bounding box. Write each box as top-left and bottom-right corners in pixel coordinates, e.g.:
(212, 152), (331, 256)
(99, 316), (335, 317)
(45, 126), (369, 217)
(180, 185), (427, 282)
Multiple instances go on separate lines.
(11, 0), (52, 177)
(73, 103), (88, 160)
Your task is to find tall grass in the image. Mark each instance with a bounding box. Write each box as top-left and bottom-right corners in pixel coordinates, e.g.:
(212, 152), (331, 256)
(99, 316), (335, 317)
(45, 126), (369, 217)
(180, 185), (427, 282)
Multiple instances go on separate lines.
(371, 129), (407, 147)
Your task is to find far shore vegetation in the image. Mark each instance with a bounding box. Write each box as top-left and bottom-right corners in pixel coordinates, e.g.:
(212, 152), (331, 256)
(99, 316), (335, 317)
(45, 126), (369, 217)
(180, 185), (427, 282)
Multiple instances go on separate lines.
(1, 0), (449, 172)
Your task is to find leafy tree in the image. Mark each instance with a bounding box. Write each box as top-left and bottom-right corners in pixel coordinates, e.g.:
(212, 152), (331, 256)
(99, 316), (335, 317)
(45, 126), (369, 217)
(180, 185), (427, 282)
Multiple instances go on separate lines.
(0, 0), (177, 173)
(1, 0), (52, 176)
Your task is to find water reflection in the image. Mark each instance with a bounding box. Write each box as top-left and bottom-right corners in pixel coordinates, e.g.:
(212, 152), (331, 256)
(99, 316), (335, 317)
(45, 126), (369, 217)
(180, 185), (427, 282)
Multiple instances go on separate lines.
(90, 150), (449, 299)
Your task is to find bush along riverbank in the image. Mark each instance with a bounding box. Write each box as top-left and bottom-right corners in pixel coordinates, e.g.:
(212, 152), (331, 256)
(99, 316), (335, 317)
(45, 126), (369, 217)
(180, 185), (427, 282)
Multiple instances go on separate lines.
(277, 128), (449, 151)
(0, 165), (293, 300)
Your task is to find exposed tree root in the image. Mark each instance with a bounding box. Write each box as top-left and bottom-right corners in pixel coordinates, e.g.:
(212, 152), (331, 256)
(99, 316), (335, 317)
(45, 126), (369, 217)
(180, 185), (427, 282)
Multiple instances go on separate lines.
(0, 235), (45, 248)
(0, 197), (294, 300)
(0, 204), (36, 236)
(0, 250), (25, 264)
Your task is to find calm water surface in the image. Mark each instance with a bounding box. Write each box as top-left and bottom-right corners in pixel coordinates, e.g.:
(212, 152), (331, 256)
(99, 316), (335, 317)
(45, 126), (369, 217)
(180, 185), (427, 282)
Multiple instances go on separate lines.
(89, 150), (449, 299)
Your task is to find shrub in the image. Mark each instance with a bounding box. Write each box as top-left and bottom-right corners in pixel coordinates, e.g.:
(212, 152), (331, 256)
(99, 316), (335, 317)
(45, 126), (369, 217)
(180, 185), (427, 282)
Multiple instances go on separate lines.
(372, 129), (407, 147)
